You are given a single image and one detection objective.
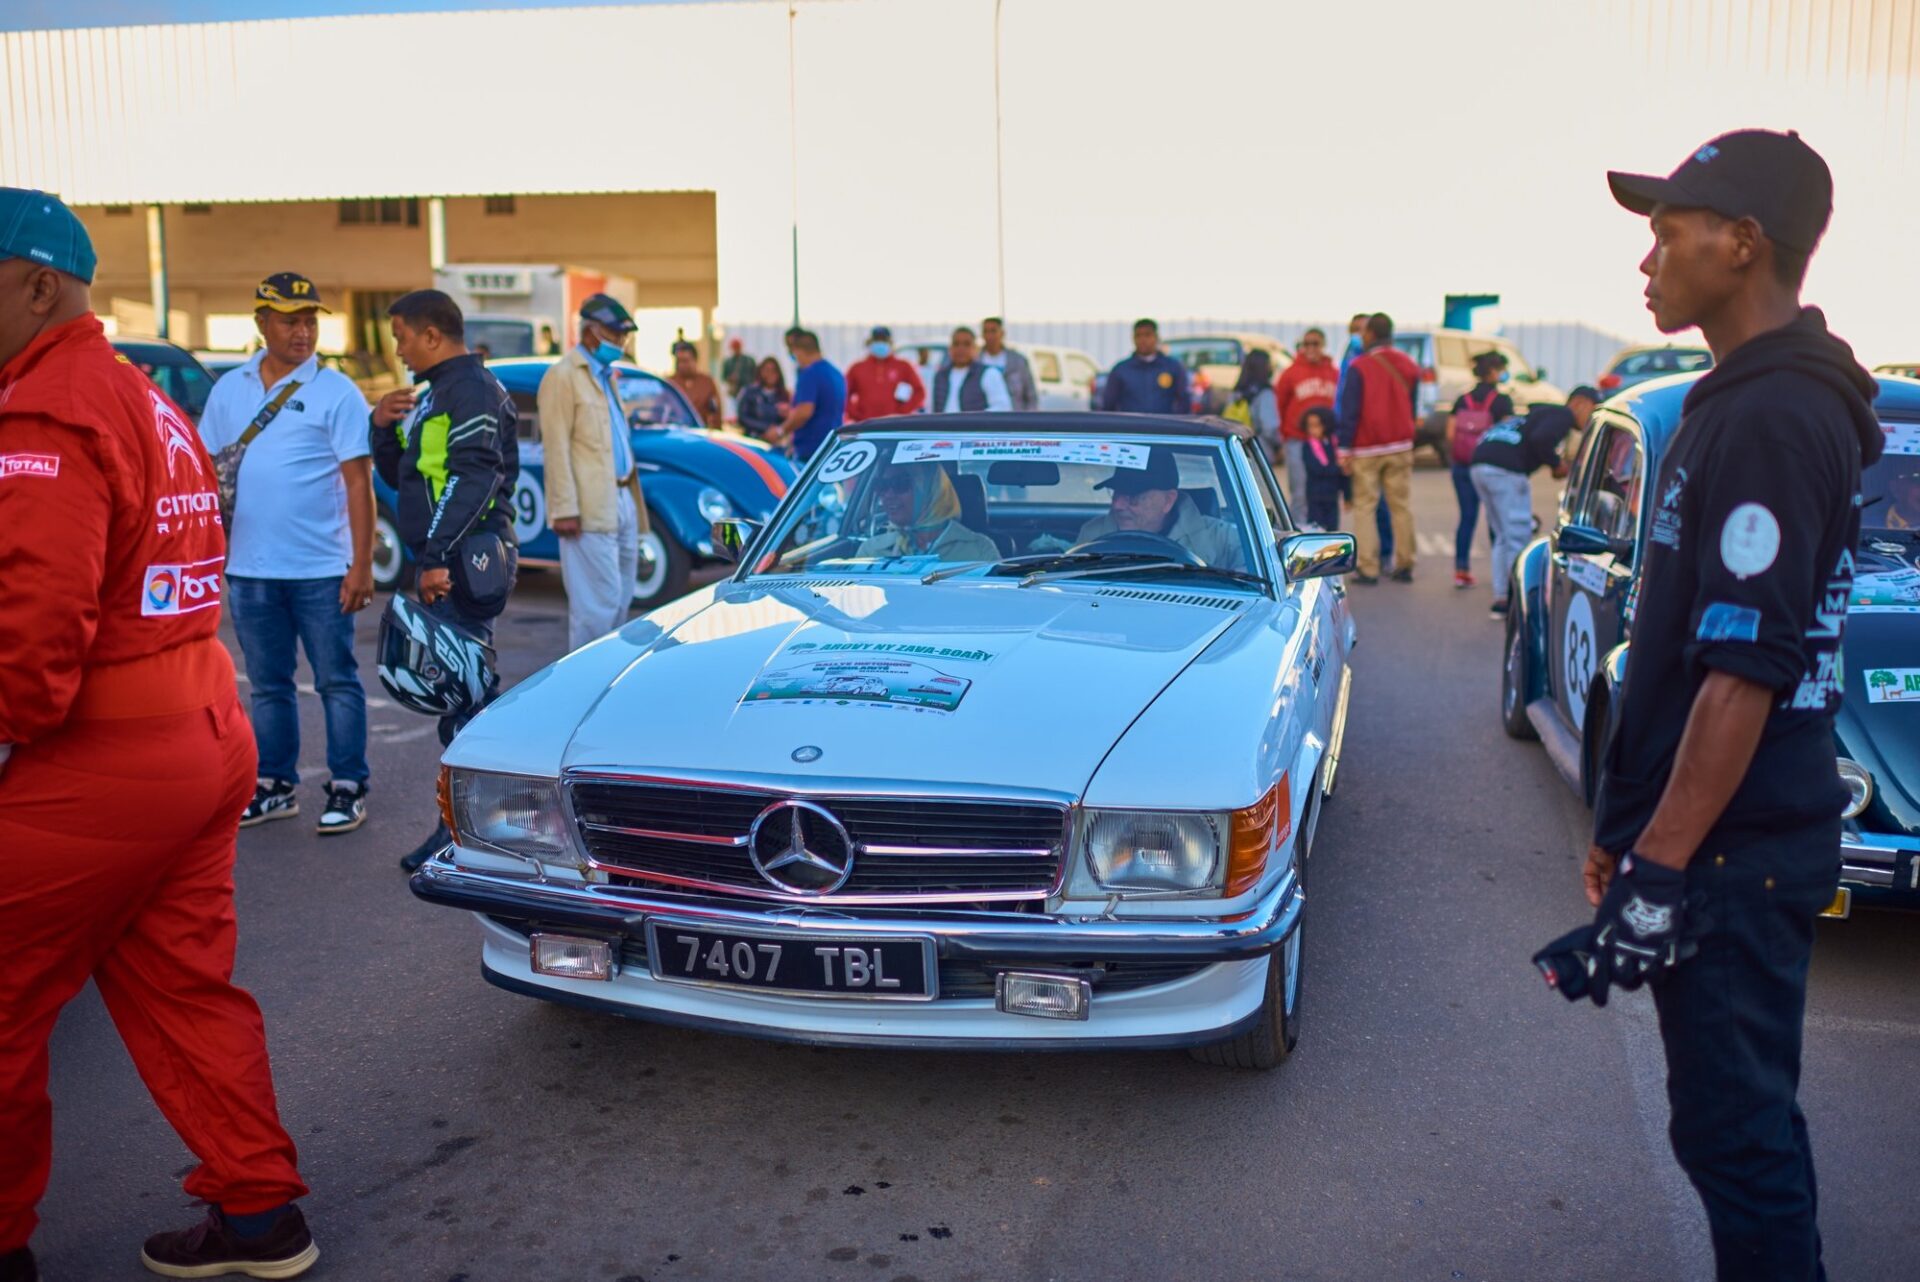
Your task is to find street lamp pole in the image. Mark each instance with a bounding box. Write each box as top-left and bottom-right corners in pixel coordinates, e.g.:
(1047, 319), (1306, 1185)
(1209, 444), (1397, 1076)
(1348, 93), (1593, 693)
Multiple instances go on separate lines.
(788, 2), (802, 330)
(992, 0), (1006, 320)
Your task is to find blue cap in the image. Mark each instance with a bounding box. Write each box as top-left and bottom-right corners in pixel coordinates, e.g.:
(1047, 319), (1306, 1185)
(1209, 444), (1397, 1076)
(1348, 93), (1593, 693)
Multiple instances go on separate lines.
(0, 188), (96, 283)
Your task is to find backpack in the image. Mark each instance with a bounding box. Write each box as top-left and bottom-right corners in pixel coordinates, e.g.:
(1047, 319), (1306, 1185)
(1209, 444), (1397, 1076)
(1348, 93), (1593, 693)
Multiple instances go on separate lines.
(1221, 395), (1255, 429)
(1451, 387), (1499, 465)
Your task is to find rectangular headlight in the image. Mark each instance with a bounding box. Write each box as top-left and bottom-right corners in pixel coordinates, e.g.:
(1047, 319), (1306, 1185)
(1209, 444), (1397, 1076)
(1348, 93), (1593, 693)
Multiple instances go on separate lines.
(447, 769), (582, 869)
(1075, 809), (1224, 896)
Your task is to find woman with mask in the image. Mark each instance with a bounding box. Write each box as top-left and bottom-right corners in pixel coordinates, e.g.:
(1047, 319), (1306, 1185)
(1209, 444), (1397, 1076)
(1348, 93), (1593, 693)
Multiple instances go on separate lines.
(855, 464), (1000, 562)
(736, 357), (788, 440)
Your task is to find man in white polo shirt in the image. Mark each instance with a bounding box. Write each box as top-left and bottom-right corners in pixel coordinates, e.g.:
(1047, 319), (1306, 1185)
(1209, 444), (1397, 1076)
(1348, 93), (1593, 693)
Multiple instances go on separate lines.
(197, 272), (376, 836)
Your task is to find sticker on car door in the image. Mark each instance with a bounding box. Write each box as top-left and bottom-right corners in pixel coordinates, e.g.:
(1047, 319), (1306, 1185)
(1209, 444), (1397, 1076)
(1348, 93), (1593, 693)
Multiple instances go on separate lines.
(1564, 590), (1597, 734)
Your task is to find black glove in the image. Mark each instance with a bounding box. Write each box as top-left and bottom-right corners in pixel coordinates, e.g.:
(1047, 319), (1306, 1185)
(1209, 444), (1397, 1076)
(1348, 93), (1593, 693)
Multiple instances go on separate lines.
(1532, 924), (1603, 1004)
(1591, 852), (1695, 993)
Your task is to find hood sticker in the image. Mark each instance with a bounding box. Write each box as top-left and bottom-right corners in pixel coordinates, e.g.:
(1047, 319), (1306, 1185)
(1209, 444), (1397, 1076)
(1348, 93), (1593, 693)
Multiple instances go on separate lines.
(742, 641), (998, 715)
(1865, 667), (1920, 703)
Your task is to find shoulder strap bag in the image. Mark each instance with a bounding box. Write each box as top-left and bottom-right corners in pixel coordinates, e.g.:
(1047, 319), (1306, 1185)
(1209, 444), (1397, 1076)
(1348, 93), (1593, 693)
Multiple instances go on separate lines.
(213, 378), (302, 527)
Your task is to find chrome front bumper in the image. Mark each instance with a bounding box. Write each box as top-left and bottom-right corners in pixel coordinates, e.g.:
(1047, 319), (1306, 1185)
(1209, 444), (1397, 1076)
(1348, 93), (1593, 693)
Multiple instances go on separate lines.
(1840, 836), (1918, 892)
(409, 852), (1304, 965)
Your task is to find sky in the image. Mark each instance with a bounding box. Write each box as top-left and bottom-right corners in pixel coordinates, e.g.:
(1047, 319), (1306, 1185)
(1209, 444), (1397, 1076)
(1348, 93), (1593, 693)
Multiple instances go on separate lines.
(3, 0), (1917, 360)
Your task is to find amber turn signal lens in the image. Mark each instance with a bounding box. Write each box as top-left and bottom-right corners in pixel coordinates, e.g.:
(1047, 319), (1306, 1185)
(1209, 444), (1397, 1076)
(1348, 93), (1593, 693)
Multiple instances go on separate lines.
(437, 765), (458, 840)
(1226, 775), (1291, 897)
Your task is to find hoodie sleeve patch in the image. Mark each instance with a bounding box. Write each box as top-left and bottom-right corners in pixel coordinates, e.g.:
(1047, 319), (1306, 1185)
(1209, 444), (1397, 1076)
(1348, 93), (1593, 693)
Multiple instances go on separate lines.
(1719, 502), (1781, 578)
(1697, 602), (1762, 643)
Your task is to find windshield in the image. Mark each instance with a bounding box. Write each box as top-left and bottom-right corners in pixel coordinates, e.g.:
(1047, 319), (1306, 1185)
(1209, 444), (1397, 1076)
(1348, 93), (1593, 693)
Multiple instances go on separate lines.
(1865, 421), (1920, 535)
(465, 319), (536, 359)
(1163, 337), (1243, 372)
(750, 434), (1259, 583)
(117, 342), (214, 419)
(1613, 348), (1712, 378)
(615, 368), (699, 427)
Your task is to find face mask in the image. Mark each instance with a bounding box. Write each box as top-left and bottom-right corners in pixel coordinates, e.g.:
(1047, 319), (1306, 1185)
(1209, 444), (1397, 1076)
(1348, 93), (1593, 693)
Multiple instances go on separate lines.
(593, 340), (625, 365)
(869, 341), (892, 359)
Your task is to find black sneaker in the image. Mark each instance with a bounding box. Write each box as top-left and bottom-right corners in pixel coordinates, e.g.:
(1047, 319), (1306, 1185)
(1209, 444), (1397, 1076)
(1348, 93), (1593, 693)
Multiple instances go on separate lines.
(399, 821), (452, 873)
(316, 781), (367, 835)
(140, 1205), (317, 1279)
(240, 779), (298, 828)
(1352, 573), (1380, 586)
(0, 1246), (38, 1282)
(1390, 567), (1415, 583)
(1489, 599), (1511, 619)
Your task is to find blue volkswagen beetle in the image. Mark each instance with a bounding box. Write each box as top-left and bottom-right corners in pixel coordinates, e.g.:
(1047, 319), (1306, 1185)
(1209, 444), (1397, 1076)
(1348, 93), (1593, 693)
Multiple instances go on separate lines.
(371, 356), (797, 609)
(1500, 372), (1920, 916)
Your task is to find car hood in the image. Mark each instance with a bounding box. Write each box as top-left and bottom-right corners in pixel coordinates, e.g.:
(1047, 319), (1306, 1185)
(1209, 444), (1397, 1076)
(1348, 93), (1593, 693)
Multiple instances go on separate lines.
(558, 579), (1249, 796)
(1839, 605), (1920, 834)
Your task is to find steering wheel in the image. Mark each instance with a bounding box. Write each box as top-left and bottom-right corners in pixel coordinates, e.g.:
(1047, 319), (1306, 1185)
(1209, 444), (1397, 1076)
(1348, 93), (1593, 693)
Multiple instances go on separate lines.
(1066, 530), (1202, 566)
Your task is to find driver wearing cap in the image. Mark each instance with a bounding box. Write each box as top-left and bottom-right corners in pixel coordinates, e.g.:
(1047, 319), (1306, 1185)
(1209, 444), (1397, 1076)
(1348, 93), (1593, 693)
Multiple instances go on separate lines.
(1076, 447), (1246, 570)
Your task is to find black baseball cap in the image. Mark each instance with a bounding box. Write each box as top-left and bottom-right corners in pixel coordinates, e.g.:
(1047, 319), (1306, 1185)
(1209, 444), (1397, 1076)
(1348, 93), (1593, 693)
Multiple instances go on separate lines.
(869, 325), (893, 341)
(255, 271), (328, 313)
(1568, 385), (1602, 403)
(579, 292), (636, 333)
(1095, 447), (1181, 495)
(1607, 129), (1833, 252)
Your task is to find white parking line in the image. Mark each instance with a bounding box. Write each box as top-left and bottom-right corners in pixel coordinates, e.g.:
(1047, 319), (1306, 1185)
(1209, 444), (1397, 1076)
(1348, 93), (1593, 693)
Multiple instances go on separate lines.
(1614, 991), (1715, 1282)
(1805, 1012), (1920, 1039)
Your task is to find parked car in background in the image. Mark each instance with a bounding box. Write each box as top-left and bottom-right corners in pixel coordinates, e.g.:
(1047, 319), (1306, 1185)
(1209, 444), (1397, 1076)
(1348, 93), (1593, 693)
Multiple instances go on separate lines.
(1164, 333), (1291, 414)
(1394, 329), (1566, 463)
(111, 335), (217, 422)
(1597, 343), (1712, 395)
(410, 413), (1357, 1068)
(370, 356), (798, 610)
(1501, 371), (1920, 917)
(894, 338), (1099, 411)
(193, 350), (251, 383)
(1875, 362), (1920, 380)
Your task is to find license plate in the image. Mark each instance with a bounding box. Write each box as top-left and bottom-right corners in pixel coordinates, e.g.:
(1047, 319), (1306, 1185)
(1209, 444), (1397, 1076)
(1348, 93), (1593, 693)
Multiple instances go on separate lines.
(643, 920), (937, 1001)
(1819, 887), (1851, 919)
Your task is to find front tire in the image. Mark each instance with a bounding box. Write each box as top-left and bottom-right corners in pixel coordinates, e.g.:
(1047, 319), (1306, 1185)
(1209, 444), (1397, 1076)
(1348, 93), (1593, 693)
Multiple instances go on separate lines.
(1189, 929), (1302, 1070)
(630, 515), (690, 610)
(1502, 593), (1537, 740)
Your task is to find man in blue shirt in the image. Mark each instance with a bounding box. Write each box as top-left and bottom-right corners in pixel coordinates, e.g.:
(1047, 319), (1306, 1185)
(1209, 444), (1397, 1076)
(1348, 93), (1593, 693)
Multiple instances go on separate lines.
(1100, 318), (1190, 414)
(776, 329), (845, 462)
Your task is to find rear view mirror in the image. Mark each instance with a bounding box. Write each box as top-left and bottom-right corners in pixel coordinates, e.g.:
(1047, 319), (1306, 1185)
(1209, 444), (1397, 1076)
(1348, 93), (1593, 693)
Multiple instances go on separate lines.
(987, 460), (1061, 487)
(711, 517), (762, 563)
(1558, 523), (1632, 559)
(1280, 532), (1357, 581)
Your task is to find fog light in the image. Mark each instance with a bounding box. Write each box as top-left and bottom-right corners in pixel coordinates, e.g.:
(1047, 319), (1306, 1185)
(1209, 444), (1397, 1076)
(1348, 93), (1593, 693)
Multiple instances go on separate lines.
(530, 933), (614, 981)
(995, 972), (1090, 1021)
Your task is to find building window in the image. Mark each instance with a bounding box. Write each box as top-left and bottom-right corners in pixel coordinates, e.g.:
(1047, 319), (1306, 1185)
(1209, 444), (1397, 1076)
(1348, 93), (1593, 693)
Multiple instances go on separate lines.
(104, 205), (133, 216)
(182, 203), (211, 215)
(484, 195), (516, 216)
(338, 198), (421, 227)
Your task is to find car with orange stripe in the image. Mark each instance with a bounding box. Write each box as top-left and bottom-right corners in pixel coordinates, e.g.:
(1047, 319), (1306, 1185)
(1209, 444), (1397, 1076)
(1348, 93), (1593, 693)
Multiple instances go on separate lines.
(371, 356), (798, 608)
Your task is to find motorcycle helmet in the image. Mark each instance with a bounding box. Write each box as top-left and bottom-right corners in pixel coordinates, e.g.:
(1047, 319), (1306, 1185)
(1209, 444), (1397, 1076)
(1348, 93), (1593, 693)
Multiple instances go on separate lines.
(377, 595), (496, 718)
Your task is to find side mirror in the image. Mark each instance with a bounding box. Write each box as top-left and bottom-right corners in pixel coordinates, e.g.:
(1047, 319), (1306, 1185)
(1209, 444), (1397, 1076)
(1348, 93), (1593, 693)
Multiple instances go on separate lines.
(711, 517), (763, 563)
(1558, 523), (1632, 559)
(1280, 532), (1358, 582)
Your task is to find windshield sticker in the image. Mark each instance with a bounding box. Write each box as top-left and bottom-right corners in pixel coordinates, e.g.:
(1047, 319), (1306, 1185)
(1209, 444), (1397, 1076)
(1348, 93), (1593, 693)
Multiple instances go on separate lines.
(743, 658), (974, 714)
(1881, 423), (1920, 456)
(816, 440), (879, 483)
(1866, 668), (1920, 703)
(890, 439), (1150, 469)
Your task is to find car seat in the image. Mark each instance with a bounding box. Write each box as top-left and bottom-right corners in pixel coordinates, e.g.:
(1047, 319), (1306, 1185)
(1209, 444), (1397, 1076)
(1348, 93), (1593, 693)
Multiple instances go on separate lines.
(951, 472), (1012, 555)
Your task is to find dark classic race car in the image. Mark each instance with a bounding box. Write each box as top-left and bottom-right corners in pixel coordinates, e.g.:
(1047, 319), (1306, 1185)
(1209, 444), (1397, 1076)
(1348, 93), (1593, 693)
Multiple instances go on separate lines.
(1500, 372), (1920, 916)
(372, 356), (797, 609)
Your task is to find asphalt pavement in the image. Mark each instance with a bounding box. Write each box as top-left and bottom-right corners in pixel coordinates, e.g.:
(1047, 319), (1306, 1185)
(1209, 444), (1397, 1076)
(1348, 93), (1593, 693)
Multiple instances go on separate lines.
(34, 469), (1920, 1282)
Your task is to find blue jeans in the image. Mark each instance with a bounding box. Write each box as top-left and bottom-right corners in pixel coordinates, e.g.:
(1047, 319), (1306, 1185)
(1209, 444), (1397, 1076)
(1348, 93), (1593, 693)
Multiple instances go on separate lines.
(1450, 462), (1480, 571)
(227, 575), (369, 786)
(1375, 495), (1394, 565)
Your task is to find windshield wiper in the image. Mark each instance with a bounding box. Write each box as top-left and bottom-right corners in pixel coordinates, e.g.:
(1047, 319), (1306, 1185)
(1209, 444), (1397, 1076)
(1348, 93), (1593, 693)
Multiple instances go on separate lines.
(1019, 560), (1269, 588)
(921, 549), (1163, 584)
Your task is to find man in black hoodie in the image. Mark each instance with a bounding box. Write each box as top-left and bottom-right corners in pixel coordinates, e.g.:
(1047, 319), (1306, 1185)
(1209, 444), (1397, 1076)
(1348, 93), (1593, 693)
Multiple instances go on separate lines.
(1535, 131), (1880, 1281)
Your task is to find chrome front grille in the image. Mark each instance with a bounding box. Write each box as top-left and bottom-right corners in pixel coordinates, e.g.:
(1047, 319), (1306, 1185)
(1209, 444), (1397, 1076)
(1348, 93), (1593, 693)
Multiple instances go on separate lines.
(569, 779), (1070, 904)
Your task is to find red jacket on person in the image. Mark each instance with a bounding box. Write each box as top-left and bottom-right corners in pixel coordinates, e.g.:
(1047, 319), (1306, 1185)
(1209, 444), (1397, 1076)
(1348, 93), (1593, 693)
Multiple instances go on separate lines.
(844, 355), (926, 422)
(1334, 344), (1423, 458)
(0, 314), (231, 744)
(1274, 354), (1339, 442)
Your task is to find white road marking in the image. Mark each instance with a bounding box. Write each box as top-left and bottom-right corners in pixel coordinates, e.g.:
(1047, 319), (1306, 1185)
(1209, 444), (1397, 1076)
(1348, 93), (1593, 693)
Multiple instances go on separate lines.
(373, 725), (438, 744)
(1805, 1012), (1920, 1039)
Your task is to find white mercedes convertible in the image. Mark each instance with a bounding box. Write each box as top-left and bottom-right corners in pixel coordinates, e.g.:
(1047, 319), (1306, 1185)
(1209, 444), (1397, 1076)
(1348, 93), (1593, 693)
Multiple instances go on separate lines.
(412, 413), (1357, 1069)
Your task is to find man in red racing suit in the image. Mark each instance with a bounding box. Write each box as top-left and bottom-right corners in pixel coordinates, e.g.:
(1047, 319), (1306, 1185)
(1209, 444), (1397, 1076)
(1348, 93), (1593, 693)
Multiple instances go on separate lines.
(0, 189), (316, 1281)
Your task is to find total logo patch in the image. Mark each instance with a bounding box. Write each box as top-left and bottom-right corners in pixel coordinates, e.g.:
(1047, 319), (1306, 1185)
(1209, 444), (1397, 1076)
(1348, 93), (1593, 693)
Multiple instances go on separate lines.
(0, 452), (60, 480)
(1720, 502), (1780, 579)
(141, 557), (223, 617)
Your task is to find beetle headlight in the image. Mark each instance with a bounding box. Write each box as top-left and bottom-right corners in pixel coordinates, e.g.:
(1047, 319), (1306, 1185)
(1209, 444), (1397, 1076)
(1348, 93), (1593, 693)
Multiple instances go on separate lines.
(448, 769), (582, 870)
(697, 486), (733, 523)
(1836, 758), (1873, 819)
(1074, 810), (1224, 895)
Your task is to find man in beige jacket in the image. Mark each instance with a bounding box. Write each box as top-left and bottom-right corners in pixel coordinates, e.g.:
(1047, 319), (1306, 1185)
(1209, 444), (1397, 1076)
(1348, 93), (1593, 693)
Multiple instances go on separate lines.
(538, 294), (649, 650)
